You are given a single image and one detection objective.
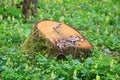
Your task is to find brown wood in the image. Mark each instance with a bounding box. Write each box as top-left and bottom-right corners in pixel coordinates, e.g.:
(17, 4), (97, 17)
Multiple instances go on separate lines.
(23, 0), (38, 18)
(37, 20), (93, 49)
(22, 20), (93, 59)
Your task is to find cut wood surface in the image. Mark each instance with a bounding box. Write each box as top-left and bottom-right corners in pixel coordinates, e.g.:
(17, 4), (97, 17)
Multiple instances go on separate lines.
(37, 20), (93, 49)
(22, 20), (93, 59)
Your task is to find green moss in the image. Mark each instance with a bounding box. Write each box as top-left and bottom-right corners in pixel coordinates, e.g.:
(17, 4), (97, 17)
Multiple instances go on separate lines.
(22, 26), (58, 58)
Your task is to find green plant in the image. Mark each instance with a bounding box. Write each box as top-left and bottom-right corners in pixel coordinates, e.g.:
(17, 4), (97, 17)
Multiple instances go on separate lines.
(0, 0), (120, 80)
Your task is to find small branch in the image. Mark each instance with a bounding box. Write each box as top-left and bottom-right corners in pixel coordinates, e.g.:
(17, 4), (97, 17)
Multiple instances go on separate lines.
(53, 23), (62, 34)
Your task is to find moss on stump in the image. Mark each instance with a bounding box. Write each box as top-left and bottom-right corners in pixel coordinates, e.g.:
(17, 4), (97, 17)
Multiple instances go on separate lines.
(22, 20), (93, 59)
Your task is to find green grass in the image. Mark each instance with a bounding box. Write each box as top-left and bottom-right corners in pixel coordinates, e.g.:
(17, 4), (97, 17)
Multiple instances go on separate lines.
(0, 0), (120, 80)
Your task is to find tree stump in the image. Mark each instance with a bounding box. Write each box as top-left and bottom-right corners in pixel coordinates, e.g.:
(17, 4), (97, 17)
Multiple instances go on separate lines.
(22, 20), (93, 59)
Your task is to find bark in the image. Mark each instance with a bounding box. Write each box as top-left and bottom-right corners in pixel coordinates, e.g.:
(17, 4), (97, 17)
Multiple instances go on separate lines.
(23, 0), (38, 18)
